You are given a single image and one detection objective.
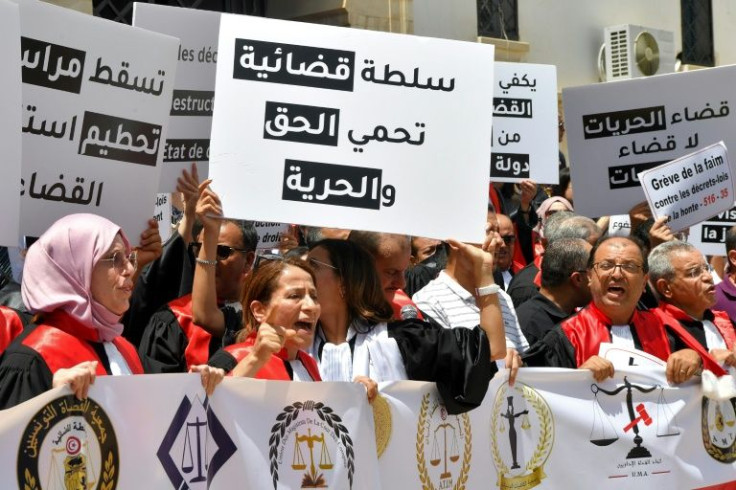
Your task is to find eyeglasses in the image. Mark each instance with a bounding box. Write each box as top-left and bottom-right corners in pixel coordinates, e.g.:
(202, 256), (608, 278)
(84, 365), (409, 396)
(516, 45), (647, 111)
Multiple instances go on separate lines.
(501, 235), (516, 245)
(308, 257), (338, 272)
(592, 261), (643, 275)
(683, 263), (711, 279)
(98, 250), (137, 274)
(189, 242), (248, 261)
(253, 253), (283, 271)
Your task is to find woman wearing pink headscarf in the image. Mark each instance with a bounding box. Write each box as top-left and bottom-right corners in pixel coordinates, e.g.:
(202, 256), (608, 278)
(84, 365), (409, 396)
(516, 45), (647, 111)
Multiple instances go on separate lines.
(0, 214), (223, 409)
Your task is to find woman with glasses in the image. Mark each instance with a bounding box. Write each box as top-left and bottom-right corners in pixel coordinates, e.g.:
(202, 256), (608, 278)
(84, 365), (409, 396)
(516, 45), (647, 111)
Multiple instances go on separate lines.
(306, 238), (518, 414)
(0, 214), (224, 409)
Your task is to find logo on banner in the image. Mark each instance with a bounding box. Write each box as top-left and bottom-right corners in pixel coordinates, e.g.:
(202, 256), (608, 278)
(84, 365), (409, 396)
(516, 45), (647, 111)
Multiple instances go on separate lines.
(490, 381), (552, 490)
(589, 377), (680, 479)
(269, 400), (354, 489)
(416, 392), (471, 489)
(157, 395), (236, 489)
(372, 394), (392, 458)
(702, 397), (736, 463)
(17, 395), (118, 490)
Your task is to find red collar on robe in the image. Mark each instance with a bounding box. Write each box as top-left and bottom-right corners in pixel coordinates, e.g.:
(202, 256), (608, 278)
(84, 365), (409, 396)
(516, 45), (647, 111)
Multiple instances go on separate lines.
(560, 302), (671, 367)
(22, 309), (144, 375)
(168, 294), (215, 370)
(225, 333), (321, 381)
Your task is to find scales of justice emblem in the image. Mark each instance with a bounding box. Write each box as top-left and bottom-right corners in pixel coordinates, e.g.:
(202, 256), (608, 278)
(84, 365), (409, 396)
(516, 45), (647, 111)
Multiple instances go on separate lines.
(589, 376), (680, 459)
(701, 397), (736, 463)
(490, 382), (553, 490)
(291, 427), (334, 488)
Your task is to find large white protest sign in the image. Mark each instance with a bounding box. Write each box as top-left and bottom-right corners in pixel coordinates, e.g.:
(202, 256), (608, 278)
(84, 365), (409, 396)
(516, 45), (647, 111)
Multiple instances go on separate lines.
(491, 63), (558, 184)
(1, 371), (733, 488)
(17, 1), (178, 240)
(133, 3), (219, 191)
(639, 142), (735, 232)
(690, 207), (736, 256)
(153, 193), (172, 242)
(0, 0), (22, 248)
(210, 15), (494, 243)
(563, 65), (736, 218)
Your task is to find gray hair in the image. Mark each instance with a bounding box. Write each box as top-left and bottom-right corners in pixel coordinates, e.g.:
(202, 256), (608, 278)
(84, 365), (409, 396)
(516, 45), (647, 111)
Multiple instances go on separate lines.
(647, 240), (699, 284)
(546, 214), (601, 244)
(541, 238), (591, 288)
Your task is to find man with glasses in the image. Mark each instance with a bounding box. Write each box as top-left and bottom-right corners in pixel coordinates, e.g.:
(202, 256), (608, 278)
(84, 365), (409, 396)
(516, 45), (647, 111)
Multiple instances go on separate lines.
(138, 218), (257, 373)
(649, 241), (736, 371)
(524, 236), (701, 384)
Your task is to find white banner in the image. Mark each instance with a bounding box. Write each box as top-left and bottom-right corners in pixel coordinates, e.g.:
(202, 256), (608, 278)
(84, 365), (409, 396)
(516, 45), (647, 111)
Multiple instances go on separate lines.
(133, 3), (219, 191)
(1, 370), (734, 488)
(0, 0), (22, 248)
(563, 65), (736, 218)
(491, 63), (558, 184)
(18, 0), (178, 240)
(639, 142), (735, 232)
(210, 15), (495, 243)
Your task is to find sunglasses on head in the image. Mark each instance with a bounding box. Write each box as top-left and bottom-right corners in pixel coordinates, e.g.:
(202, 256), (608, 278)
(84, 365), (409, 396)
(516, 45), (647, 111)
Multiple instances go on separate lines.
(189, 242), (248, 261)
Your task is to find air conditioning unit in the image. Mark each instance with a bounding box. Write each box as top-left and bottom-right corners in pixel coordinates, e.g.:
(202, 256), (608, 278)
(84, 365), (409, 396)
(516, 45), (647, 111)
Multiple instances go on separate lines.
(598, 24), (675, 82)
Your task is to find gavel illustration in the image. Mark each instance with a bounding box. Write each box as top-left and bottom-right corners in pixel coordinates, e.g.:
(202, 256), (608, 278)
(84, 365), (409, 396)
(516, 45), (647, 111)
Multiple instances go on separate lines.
(623, 403), (652, 432)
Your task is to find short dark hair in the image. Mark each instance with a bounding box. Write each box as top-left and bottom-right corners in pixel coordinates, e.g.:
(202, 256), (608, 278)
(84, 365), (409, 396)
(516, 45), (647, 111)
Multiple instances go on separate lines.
(587, 235), (648, 273)
(726, 226), (736, 254)
(347, 231), (409, 258)
(541, 238), (590, 288)
(226, 219), (258, 252)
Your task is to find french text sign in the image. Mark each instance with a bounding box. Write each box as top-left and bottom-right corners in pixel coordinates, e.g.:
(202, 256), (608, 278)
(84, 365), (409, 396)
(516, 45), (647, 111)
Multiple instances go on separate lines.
(563, 65), (736, 217)
(133, 3), (220, 191)
(18, 1), (177, 239)
(210, 15), (494, 243)
(689, 207), (736, 256)
(639, 142), (734, 232)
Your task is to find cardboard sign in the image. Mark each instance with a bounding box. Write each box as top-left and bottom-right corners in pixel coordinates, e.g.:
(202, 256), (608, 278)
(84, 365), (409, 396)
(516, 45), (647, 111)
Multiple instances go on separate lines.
(491, 63), (558, 184)
(639, 142), (734, 232)
(133, 3), (220, 191)
(563, 65), (736, 218)
(210, 15), (495, 243)
(17, 0), (178, 240)
(0, 0), (22, 247)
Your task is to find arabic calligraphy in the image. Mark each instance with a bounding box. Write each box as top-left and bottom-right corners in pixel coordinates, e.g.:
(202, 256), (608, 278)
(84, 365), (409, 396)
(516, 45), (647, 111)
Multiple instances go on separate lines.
(670, 101), (730, 124)
(491, 153), (530, 179)
(88, 57), (165, 96)
(282, 160), (395, 210)
(21, 36), (86, 94)
(583, 106), (667, 140)
(233, 39), (355, 91)
(78, 111), (162, 166)
(22, 105), (76, 141)
(347, 122), (425, 151)
(21, 172), (104, 207)
(608, 160), (668, 189)
(361, 59), (455, 92)
(497, 130), (521, 147)
(498, 73), (537, 94)
(263, 101), (339, 146)
(493, 97), (533, 118)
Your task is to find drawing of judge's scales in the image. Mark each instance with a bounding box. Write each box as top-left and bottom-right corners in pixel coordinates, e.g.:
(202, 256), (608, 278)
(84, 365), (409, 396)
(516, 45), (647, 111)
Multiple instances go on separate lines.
(590, 377), (680, 459)
(292, 428), (333, 488)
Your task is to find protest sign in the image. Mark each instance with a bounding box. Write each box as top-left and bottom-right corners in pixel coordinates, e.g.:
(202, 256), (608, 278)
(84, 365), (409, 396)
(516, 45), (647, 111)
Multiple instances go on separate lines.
(563, 65), (736, 218)
(153, 193), (172, 242)
(253, 221), (290, 251)
(607, 214), (631, 237)
(491, 63), (558, 184)
(690, 207), (736, 256)
(639, 142), (734, 232)
(133, 3), (220, 191)
(0, 0), (22, 248)
(0, 371), (734, 488)
(17, 0), (178, 240)
(210, 15), (495, 243)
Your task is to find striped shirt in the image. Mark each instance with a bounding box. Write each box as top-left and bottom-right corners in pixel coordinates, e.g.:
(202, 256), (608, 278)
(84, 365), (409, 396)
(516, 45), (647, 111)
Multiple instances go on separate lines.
(412, 271), (529, 353)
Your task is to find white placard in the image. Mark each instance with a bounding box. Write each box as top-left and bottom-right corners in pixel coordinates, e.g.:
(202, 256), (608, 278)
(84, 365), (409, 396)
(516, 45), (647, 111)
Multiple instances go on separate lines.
(638, 142), (735, 232)
(18, 1), (178, 241)
(563, 65), (736, 218)
(690, 207), (736, 256)
(253, 221), (289, 251)
(133, 3), (220, 191)
(153, 193), (172, 242)
(607, 214), (631, 237)
(210, 15), (495, 243)
(0, 0), (22, 248)
(491, 62), (558, 184)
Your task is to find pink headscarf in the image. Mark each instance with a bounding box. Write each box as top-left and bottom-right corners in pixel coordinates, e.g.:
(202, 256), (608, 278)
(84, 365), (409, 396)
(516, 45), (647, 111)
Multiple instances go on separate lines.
(21, 213), (132, 342)
(535, 196), (574, 238)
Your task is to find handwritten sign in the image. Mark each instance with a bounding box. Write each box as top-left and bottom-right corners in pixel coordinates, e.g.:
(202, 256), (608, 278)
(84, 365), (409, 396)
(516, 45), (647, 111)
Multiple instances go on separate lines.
(17, 0), (178, 240)
(0, 0), (22, 247)
(690, 207), (736, 256)
(133, 4), (220, 191)
(563, 65), (736, 217)
(491, 63), (558, 184)
(209, 15), (495, 243)
(639, 142), (734, 232)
